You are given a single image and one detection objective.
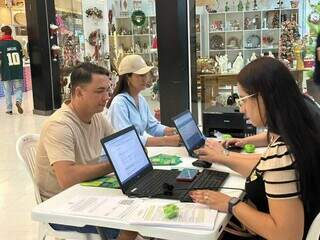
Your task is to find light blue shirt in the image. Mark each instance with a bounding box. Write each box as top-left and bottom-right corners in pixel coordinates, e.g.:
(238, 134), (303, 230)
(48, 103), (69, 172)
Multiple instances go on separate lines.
(107, 92), (166, 145)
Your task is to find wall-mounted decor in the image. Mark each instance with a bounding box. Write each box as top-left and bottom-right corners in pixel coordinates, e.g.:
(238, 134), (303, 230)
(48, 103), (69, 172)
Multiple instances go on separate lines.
(13, 12), (26, 26)
(85, 7), (103, 20)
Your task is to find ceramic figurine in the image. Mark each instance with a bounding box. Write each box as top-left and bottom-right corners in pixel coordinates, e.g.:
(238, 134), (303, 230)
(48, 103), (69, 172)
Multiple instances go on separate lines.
(250, 52), (257, 61)
(216, 55), (229, 73)
(263, 18), (267, 29)
(268, 51), (275, 58)
(135, 42), (141, 53)
(233, 52), (244, 73)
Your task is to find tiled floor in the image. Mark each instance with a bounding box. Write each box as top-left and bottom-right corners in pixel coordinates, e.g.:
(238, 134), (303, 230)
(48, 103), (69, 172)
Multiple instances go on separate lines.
(0, 90), (160, 240)
(0, 91), (47, 240)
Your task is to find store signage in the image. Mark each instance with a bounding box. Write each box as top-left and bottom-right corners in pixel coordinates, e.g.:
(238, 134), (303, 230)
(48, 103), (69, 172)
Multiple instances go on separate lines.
(196, 0), (213, 6)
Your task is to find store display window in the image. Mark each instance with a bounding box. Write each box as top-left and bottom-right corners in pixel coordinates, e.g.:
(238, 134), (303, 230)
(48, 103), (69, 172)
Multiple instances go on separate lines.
(54, 0), (159, 107)
(195, 0), (317, 125)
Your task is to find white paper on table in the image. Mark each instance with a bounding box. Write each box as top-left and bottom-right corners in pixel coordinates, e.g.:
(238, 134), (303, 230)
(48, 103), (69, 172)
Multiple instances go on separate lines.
(54, 195), (141, 220)
(126, 201), (217, 230)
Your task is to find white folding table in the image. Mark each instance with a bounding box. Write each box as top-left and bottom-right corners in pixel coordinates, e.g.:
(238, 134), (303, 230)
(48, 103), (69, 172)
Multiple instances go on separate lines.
(32, 146), (247, 240)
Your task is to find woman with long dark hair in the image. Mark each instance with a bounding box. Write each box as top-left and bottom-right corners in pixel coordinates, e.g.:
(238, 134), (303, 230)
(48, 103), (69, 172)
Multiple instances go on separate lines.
(106, 55), (180, 146)
(190, 57), (320, 239)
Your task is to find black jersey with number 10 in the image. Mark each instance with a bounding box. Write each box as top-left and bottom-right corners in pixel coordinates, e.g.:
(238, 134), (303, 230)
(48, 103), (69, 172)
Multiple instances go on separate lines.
(0, 40), (23, 81)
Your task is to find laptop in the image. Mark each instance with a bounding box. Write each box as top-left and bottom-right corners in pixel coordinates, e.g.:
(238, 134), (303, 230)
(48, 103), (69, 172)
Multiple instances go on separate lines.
(100, 125), (229, 202)
(172, 110), (243, 164)
(172, 110), (206, 158)
(100, 126), (182, 200)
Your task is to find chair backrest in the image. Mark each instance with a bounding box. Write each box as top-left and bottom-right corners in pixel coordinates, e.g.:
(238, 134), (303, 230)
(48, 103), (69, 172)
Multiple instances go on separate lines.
(16, 134), (42, 204)
(306, 211), (320, 240)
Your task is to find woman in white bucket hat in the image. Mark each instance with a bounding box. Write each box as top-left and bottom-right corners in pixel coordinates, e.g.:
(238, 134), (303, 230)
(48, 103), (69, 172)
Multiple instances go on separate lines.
(107, 55), (180, 146)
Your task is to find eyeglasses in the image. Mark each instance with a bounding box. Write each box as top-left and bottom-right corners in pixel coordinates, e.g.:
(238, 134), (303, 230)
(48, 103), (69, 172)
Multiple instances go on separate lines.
(235, 93), (256, 107)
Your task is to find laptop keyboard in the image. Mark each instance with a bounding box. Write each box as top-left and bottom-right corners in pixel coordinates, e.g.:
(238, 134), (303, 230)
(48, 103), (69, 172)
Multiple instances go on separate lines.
(133, 169), (179, 196)
(129, 169), (229, 202)
(180, 169), (229, 202)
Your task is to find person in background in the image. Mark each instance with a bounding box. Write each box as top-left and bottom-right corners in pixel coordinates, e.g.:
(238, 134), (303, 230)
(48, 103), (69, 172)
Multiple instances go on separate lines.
(0, 25), (24, 114)
(106, 55), (180, 147)
(190, 57), (320, 239)
(35, 63), (137, 240)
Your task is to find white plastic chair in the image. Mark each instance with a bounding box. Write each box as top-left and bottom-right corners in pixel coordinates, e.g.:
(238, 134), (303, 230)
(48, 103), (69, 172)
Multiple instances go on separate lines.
(306, 212), (320, 240)
(16, 134), (101, 240)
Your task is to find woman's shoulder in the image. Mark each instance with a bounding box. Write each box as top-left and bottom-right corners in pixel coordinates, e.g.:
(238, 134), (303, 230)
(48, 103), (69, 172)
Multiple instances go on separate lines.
(111, 93), (130, 105)
(258, 140), (295, 172)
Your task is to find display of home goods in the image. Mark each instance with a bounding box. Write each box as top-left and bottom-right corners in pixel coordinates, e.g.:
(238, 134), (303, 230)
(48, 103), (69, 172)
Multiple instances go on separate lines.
(197, 58), (219, 74)
(210, 35), (224, 49)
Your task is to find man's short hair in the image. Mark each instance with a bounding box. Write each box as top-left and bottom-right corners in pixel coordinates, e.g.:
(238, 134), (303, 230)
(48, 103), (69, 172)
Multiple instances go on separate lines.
(70, 63), (110, 93)
(1, 26), (12, 35)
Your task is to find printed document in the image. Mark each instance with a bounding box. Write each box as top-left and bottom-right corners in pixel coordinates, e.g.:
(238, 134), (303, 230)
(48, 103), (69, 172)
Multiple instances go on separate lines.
(127, 201), (217, 230)
(52, 196), (217, 229)
(54, 195), (140, 219)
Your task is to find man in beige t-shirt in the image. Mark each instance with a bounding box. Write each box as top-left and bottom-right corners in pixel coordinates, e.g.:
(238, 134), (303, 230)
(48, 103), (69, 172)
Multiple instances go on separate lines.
(35, 63), (136, 240)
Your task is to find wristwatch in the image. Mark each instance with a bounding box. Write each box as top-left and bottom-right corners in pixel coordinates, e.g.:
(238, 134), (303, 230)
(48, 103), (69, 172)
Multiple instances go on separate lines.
(228, 197), (241, 215)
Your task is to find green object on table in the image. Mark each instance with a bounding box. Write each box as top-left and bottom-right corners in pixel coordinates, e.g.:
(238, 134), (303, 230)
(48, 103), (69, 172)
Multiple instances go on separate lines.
(163, 204), (179, 219)
(244, 144), (256, 153)
(222, 134), (232, 140)
(81, 175), (120, 188)
(150, 154), (182, 166)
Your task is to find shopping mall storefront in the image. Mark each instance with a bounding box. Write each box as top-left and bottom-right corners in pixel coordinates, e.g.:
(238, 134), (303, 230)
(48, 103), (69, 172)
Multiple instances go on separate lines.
(1, 0), (319, 124)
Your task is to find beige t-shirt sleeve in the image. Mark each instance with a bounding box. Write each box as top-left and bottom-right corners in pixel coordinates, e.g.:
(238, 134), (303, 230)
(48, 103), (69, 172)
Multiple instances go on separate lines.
(43, 122), (75, 165)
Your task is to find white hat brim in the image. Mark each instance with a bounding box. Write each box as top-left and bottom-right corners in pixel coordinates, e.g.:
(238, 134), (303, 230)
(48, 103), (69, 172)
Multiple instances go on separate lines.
(133, 66), (154, 75)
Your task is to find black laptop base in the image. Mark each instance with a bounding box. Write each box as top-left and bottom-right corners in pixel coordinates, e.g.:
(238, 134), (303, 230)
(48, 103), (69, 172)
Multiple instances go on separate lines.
(126, 169), (182, 200)
(126, 169), (229, 202)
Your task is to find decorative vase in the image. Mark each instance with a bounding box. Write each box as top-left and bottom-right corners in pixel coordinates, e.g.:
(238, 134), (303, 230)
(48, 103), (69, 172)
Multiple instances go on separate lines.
(225, 2), (230, 12)
(238, 0), (244, 11)
(253, 0), (258, 10)
(245, 0), (250, 11)
(294, 45), (304, 70)
(290, 1), (299, 8)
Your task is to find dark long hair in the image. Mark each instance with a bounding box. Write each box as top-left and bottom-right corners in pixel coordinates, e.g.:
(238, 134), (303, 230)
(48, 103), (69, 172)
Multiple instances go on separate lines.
(238, 57), (320, 232)
(314, 34), (320, 85)
(106, 73), (132, 108)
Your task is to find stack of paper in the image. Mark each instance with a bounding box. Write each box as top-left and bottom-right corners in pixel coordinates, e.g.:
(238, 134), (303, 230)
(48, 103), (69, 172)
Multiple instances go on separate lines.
(54, 196), (140, 219)
(126, 201), (217, 230)
(54, 196), (217, 230)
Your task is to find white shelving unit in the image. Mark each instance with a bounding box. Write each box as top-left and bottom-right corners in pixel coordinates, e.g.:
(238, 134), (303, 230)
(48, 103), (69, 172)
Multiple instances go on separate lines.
(196, 1), (300, 63)
(109, 16), (158, 65)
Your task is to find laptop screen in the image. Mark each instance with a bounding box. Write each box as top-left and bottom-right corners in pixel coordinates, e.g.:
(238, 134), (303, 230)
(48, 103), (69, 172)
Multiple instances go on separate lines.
(173, 111), (205, 151)
(102, 128), (150, 185)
